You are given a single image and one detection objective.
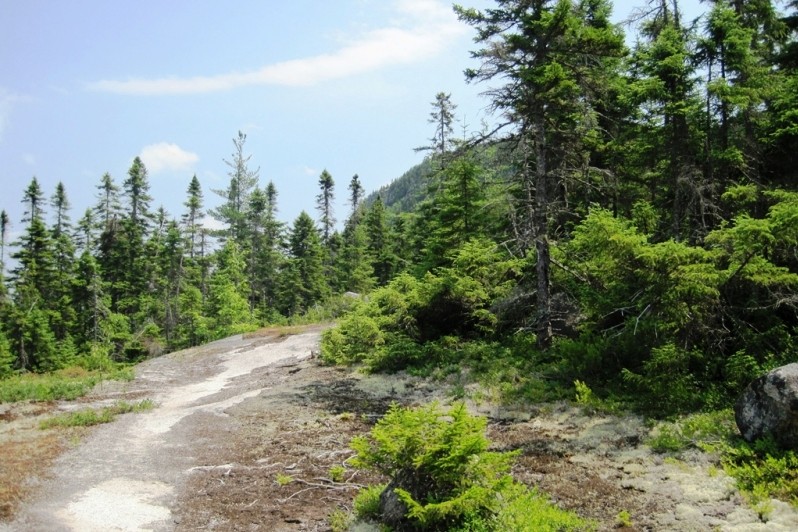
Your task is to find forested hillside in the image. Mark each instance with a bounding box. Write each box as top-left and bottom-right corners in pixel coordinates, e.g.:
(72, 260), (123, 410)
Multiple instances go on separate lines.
(2, 0), (797, 418)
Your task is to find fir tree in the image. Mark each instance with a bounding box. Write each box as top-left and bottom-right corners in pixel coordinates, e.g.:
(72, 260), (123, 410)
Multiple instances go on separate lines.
(348, 174), (365, 222)
(76, 208), (96, 253)
(72, 250), (108, 346)
(49, 182), (77, 341)
(95, 172), (122, 230)
(210, 131), (260, 245)
(0, 209), (9, 277)
(456, 0), (625, 348)
(364, 197), (396, 285)
(182, 174), (205, 260)
(283, 211), (328, 313)
(207, 240), (252, 335)
(316, 169), (336, 244)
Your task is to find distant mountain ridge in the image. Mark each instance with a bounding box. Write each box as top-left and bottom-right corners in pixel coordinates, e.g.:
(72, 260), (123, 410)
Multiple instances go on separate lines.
(365, 157), (433, 214)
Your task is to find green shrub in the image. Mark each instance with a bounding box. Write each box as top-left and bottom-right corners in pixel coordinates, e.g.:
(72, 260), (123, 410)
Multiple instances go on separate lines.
(722, 435), (798, 505)
(353, 484), (384, 519)
(321, 242), (518, 373)
(0, 365), (133, 403)
(328, 509), (352, 532)
(39, 399), (155, 429)
(648, 410), (736, 453)
(490, 484), (592, 531)
(351, 402), (590, 530)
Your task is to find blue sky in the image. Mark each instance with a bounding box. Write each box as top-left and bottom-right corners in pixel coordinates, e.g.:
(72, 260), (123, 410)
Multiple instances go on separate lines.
(0, 0), (705, 245)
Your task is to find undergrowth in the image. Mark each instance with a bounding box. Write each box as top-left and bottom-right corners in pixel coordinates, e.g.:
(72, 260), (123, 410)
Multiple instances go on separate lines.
(350, 401), (593, 531)
(0, 365), (134, 404)
(39, 399), (155, 429)
(648, 410), (798, 509)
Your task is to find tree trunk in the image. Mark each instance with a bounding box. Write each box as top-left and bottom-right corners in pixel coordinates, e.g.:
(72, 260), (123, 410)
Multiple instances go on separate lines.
(533, 117), (553, 349)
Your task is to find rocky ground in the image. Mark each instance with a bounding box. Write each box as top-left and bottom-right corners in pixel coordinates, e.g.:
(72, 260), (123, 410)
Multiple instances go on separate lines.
(1, 326), (797, 531)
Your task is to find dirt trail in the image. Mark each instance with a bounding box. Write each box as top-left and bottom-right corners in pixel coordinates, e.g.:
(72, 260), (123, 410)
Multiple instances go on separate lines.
(1, 330), (321, 531)
(2, 328), (798, 531)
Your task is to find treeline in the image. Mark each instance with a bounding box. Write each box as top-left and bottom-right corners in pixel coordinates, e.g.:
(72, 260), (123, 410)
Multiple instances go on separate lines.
(321, 0), (798, 413)
(0, 131), (404, 375)
(2, 0), (798, 413)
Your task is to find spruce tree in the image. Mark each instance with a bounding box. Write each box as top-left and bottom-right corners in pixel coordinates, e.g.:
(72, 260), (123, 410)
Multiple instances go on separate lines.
(207, 240), (252, 335)
(419, 92), (458, 159)
(364, 197), (396, 285)
(348, 174), (365, 222)
(316, 169), (336, 244)
(628, 0), (703, 239)
(0, 209), (9, 278)
(456, 0), (625, 348)
(72, 250), (108, 346)
(123, 157), (152, 227)
(183, 174), (205, 260)
(49, 182), (77, 341)
(0, 326), (13, 377)
(76, 208), (96, 253)
(284, 211), (328, 312)
(9, 178), (59, 370)
(95, 172), (122, 230)
(210, 131), (260, 245)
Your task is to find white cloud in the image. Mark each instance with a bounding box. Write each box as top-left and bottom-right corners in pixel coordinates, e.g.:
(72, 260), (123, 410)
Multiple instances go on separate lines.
(87, 0), (464, 96)
(0, 88), (26, 142)
(140, 142), (199, 173)
(201, 216), (226, 233)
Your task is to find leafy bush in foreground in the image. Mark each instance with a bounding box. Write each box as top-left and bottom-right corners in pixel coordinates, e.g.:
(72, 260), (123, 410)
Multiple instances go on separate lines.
(351, 402), (591, 531)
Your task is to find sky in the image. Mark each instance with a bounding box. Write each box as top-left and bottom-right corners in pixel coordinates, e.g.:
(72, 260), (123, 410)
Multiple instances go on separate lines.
(0, 0), (707, 248)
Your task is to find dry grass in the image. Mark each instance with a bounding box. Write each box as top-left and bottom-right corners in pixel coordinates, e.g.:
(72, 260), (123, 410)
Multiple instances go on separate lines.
(0, 426), (65, 520)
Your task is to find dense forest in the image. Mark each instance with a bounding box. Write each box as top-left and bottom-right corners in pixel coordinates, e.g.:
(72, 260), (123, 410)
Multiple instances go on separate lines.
(1, 0), (797, 414)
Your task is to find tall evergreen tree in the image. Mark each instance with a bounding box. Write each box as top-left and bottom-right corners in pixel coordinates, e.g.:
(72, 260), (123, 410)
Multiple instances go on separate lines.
(419, 92), (458, 158)
(75, 208), (96, 253)
(364, 197), (396, 285)
(456, 0), (626, 348)
(9, 178), (59, 370)
(72, 250), (108, 346)
(628, 0), (704, 238)
(281, 211), (328, 313)
(207, 240), (252, 335)
(182, 174), (205, 260)
(49, 182), (77, 341)
(95, 172), (122, 230)
(335, 221), (375, 293)
(422, 157), (486, 268)
(348, 174), (365, 223)
(123, 157), (153, 227)
(316, 169), (336, 244)
(0, 209), (9, 276)
(210, 131), (260, 244)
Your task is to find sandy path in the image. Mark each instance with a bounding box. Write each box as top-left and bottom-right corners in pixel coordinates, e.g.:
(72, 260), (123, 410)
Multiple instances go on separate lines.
(1, 331), (320, 532)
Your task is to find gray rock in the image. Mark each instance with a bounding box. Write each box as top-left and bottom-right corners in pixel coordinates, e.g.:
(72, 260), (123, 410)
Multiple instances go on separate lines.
(378, 480), (411, 530)
(734, 363), (798, 449)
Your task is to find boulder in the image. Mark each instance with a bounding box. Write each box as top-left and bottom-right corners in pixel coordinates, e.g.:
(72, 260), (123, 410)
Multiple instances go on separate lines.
(734, 363), (798, 449)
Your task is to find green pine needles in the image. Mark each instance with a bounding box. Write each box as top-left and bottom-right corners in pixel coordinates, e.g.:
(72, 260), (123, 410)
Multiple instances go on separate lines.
(350, 402), (591, 531)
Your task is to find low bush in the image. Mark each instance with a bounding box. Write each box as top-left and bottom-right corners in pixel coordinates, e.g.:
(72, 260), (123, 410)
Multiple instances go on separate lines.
(39, 399), (155, 429)
(722, 435), (798, 507)
(648, 410), (798, 506)
(0, 365), (133, 403)
(350, 402), (591, 530)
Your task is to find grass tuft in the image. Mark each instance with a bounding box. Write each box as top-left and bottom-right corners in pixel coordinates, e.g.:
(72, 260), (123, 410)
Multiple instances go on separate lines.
(0, 366), (134, 404)
(39, 399), (156, 429)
